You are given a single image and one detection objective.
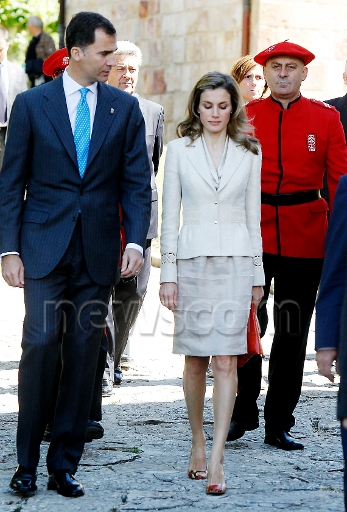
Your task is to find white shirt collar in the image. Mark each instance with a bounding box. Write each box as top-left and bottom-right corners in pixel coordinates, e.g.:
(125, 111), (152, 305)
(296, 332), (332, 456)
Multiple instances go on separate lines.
(63, 67), (98, 97)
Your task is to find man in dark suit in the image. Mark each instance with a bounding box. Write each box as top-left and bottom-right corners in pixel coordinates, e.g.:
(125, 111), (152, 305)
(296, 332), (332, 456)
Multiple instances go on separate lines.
(0, 12), (151, 498)
(325, 63), (347, 140)
(0, 26), (27, 169)
(316, 175), (347, 511)
(96, 40), (164, 394)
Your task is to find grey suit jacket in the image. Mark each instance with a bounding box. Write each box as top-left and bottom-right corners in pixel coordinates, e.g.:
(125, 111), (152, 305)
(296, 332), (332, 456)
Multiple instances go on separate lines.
(7, 60), (28, 119)
(136, 95), (164, 239)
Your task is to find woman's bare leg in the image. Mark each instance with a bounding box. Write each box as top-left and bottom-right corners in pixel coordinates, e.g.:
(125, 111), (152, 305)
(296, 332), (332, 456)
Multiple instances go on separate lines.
(208, 355), (238, 485)
(183, 355), (209, 473)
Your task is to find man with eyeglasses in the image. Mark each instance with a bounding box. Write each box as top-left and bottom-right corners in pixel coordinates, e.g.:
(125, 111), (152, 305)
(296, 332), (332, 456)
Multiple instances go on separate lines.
(95, 40), (164, 394)
(0, 26), (27, 169)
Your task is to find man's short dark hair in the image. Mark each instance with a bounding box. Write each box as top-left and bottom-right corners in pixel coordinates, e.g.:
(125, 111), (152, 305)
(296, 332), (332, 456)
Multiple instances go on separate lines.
(65, 12), (116, 56)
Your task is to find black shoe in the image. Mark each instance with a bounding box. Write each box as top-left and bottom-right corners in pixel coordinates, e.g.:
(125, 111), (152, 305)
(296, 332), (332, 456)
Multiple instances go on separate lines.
(102, 377), (113, 396)
(226, 421), (246, 441)
(43, 422), (53, 442)
(85, 420), (104, 442)
(114, 366), (123, 385)
(47, 470), (84, 497)
(264, 430), (304, 451)
(10, 465), (37, 495)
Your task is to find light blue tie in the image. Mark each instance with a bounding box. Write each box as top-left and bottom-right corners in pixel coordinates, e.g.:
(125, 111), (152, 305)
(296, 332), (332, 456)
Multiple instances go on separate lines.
(74, 88), (90, 178)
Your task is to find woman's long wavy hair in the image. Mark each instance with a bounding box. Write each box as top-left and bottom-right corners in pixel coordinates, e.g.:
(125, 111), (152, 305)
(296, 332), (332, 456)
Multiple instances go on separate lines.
(176, 71), (259, 155)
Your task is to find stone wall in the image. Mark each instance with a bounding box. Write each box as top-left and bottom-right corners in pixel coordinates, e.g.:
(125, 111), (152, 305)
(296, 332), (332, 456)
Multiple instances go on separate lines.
(65, 0), (347, 141)
(65, 0), (244, 142)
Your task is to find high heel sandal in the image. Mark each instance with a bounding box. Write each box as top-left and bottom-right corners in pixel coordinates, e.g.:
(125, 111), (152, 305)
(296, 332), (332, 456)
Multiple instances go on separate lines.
(205, 482), (226, 494)
(205, 464), (226, 494)
(187, 469), (207, 480)
(188, 447), (207, 480)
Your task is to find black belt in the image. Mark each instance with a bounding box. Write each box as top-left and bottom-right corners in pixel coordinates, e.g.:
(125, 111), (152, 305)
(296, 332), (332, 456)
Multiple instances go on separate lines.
(261, 190), (320, 207)
(0, 126), (7, 132)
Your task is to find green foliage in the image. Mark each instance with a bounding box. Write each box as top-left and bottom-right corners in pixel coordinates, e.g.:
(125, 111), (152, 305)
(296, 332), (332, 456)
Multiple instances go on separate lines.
(125, 447), (142, 453)
(0, 0), (59, 63)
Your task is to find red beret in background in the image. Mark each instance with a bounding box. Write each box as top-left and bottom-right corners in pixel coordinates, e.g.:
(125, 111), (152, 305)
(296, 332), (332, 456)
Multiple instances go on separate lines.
(254, 41), (315, 66)
(43, 48), (69, 77)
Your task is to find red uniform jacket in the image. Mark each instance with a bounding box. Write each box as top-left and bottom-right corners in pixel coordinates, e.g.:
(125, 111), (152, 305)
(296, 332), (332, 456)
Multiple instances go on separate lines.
(246, 95), (347, 258)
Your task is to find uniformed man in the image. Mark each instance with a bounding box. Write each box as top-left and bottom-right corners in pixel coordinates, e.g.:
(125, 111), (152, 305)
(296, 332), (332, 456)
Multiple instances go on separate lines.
(227, 41), (347, 450)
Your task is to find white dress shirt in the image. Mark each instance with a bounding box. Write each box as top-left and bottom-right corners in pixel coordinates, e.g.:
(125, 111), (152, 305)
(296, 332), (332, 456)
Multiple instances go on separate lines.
(63, 68), (98, 134)
(1, 69), (142, 258)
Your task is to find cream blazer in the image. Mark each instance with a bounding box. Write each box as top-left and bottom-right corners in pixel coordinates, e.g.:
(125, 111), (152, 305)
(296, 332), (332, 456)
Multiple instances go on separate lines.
(160, 136), (265, 286)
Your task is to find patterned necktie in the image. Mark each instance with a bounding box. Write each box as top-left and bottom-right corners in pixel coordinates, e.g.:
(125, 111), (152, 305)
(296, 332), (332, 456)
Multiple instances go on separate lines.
(0, 66), (7, 124)
(74, 88), (90, 178)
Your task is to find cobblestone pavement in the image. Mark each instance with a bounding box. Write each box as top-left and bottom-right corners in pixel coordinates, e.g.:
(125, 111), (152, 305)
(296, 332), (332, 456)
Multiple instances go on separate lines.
(0, 266), (344, 511)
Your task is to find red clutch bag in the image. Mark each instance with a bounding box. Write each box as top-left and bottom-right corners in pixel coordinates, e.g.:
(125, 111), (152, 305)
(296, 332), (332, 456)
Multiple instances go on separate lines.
(237, 302), (263, 367)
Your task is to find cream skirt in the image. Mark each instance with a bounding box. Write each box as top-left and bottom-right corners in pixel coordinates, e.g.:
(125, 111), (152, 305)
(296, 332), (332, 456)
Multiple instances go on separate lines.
(173, 256), (253, 356)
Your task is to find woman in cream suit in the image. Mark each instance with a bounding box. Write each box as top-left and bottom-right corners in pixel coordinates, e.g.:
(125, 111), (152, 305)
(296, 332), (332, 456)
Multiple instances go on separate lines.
(159, 71), (264, 495)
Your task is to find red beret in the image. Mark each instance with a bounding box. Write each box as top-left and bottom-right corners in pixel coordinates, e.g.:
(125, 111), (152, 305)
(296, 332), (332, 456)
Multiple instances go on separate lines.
(43, 48), (69, 77)
(254, 41), (315, 66)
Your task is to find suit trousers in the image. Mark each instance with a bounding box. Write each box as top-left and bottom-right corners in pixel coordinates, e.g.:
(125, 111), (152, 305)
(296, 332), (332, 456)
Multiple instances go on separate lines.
(231, 253), (323, 433)
(341, 423), (347, 511)
(17, 218), (111, 473)
(90, 244), (151, 421)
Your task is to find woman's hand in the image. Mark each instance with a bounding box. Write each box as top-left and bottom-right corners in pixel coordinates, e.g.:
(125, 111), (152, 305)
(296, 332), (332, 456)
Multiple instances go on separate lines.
(252, 286), (264, 310)
(159, 282), (178, 311)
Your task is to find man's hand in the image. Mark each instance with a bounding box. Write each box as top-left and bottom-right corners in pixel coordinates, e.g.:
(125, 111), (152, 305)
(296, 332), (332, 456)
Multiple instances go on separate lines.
(120, 248), (143, 279)
(159, 282), (177, 311)
(316, 349), (338, 382)
(1, 254), (25, 288)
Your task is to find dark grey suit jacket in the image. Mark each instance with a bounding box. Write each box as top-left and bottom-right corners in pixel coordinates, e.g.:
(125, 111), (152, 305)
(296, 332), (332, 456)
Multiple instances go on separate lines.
(0, 76), (152, 286)
(325, 94), (347, 142)
(136, 95), (164, 239)
(321, 95), (347, 207)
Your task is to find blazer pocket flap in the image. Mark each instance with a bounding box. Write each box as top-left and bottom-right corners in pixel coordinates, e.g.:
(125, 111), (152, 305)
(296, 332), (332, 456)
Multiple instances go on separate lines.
(310, 200), (329, 213)
(22, 210), (50, 223)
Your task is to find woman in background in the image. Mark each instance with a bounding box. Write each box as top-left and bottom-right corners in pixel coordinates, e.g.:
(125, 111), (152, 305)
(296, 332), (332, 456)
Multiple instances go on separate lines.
(159, 72), (264, 495)
(231, 55), (267, 103)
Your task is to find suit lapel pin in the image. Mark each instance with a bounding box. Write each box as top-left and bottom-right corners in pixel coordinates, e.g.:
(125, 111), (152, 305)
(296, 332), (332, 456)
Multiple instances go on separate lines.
(110, 108), (114, 114)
